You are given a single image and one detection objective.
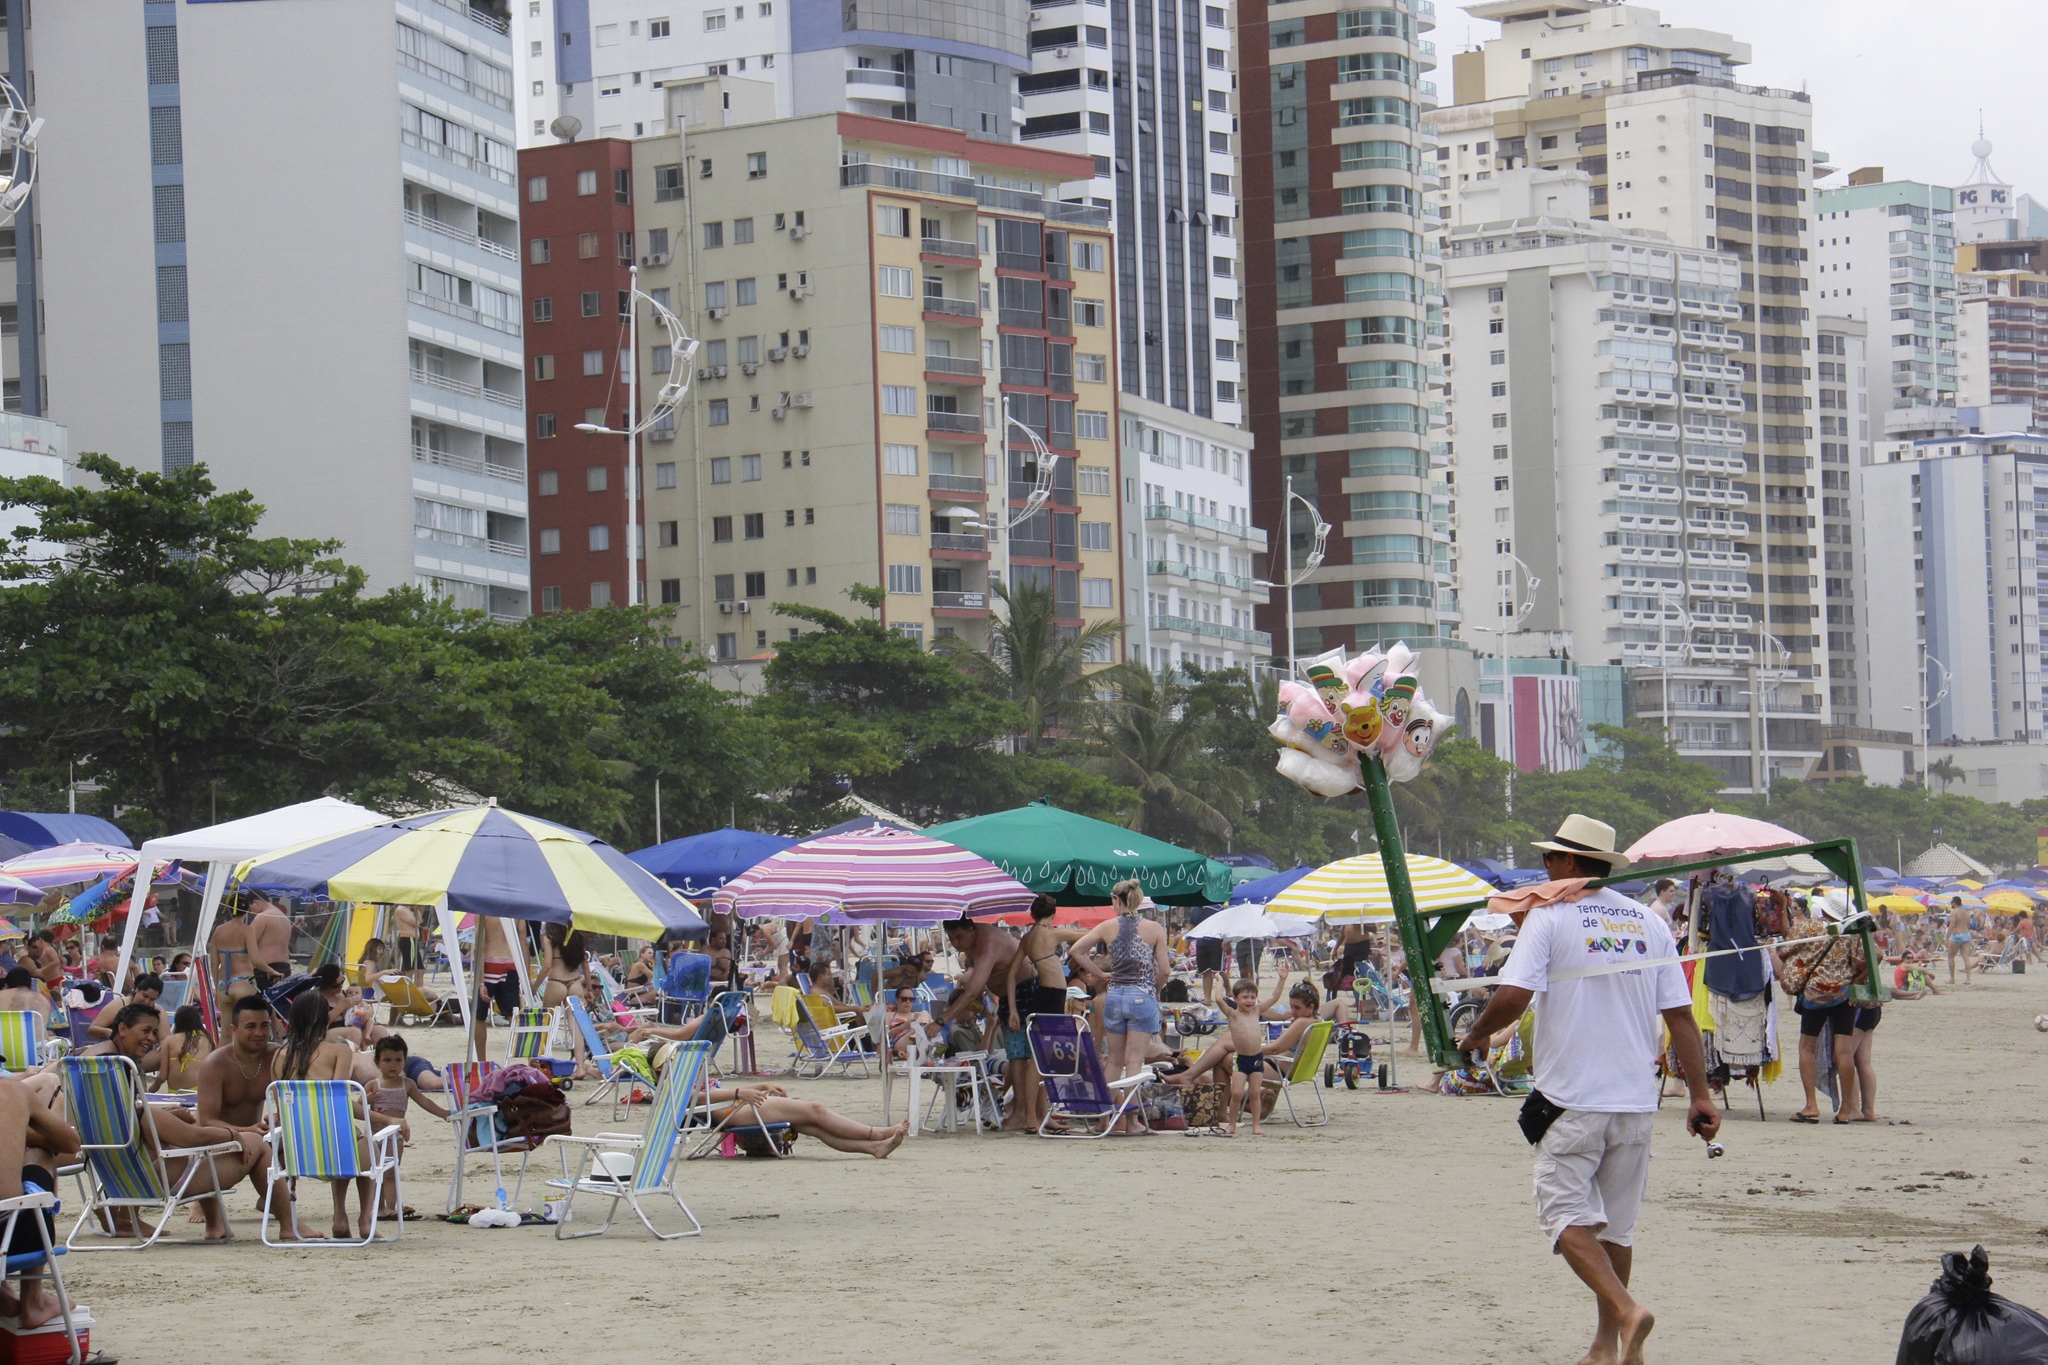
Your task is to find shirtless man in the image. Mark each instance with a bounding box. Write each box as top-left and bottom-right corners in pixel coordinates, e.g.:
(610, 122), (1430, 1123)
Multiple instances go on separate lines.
(938, 917), (1019, 1038)
(0, 969), (50, 1026)
(1946, 897), (1975, 986)
(20, 934), (62, 996)
(470, 915), (524, 1060)
(247, 897), (295, 991)
(89, 939), (123, 987)
(389, 904), (424, 985)
(0, 1076), (79, 1325)
(210, 901), (258, 1002)
(196, 994), (307, 1239)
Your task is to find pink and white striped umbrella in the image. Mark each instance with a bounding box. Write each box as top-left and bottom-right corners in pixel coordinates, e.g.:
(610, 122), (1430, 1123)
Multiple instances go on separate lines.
(712, 827), (1035, 923)
(0, 842), (146, 889)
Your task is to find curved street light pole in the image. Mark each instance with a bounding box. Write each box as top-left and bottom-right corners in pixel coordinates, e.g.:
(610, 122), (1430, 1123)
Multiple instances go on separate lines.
(1252, 474), (1330, 679)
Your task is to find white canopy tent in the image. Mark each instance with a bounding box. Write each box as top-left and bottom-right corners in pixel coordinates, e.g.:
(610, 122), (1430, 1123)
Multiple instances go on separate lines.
(111, 798), (390, 988)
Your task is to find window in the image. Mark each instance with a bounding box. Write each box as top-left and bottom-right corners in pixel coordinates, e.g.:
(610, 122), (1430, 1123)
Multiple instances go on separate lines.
(1076, 410), (1109, 441)
(735, 278), (757, 306)
(657, 520), (679, 548)
(708, 399), (729, 425)
(660, 579), (681, 605)
(584, 465), (609, 492)
(705, 281), (727, 310)
(529, 237), (551, 264)
(712, 517), (733, 542)
(532, 354), (555, 381)
(885, 503), (921, 535)
(1075, 298), (1106, 327)
(741, 453), (761, 481)
(710, 456), (732, 483)
(582, 349), (605, 376)
(715, 633), (737, 659)
(743, 513), (765, 539)
(1073, 240), (1106, 271)
(651, 17), (671, 36)
(747, 152), (767, 179)
(732, 217), (754, 244)
(580, 291), (601, 318)
(540, 585), (563, 611)
(875, 205), (910, 237)
(588, 524), (611, 552)
(882, 385), (918, 415)
(653, 164), (684, 200)
(888, 563), (924, 594)
(1491, 412), (1508, 429)
(655, 462), (677, 489)
(534, 470), (560, 497)
(527, 175), (548, 201)
(1490, 381), (1507, 397)
(880, 325), (916, 353)
(1077, 464), (1112, 497)
(538, 528), (561, 554)
(1079, 520), (1112, 551)
(699, 158), (714, 179)
(536, 413), (557, 438)
(577, 169), (598, 196)
(1076, 352), (1107, 383)
(531, 297), (553, 323)
(743, 571), (767, 598)
(578, 232), (599, 259)
(704, 8), (725, 28)
(1081, 576), (1114, 608)
(703, 221), (724, 248)
(879, 265), (913, 297)
(883, 443), (919, 475)
(1489, 350), (1505, 365)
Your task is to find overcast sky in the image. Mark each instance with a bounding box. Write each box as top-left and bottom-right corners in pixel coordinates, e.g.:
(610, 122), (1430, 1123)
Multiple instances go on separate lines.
(1447, 0), (2042, 201)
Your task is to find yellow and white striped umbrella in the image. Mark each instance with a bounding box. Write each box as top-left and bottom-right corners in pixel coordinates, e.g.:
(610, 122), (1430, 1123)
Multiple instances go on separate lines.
(1267, 853), (1496, 923)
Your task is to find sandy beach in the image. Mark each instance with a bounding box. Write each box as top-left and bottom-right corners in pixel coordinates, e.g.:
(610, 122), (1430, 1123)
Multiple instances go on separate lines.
(69, 966), (2048, 1364)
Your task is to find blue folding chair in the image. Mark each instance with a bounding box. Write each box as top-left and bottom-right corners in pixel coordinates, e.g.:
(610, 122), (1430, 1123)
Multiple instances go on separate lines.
(1025, 1013), (1155, 1138)
(565, 997), (650, 1117)
(659, 952), (712, 1025)
(0, 1181), (79, 1363)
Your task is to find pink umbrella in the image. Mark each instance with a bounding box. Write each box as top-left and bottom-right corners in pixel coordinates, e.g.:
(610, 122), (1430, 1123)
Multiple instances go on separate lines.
(712, 827), (1035, 923)
(1624, 811), (1806, 864)
(0, 842), (146, 889)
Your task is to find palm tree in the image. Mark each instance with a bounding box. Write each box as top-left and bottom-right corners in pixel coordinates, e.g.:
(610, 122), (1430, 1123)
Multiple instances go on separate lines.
(1925, 756), (1964, 794)
(936, 578), (1123, 749)
(1084, 663), (1245, 842)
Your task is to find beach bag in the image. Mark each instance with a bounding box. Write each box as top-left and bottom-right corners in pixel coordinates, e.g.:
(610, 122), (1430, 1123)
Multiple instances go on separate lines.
(498, 1081), (572, 1146)
(1897, 1246), (2048, 1365)
(1779, 935), (1844, 999)
(733, 1125), (797, 1158)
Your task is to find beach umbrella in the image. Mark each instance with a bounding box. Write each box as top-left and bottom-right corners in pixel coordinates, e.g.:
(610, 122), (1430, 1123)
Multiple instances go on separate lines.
(1183, 901), (1317, 940)
(1227, 865), (1314, 906)
(713, 827), (1033, 923)
(628, 827), (799, 898)
(1920, 892), (1988, 913)
(1984, 890), (2041, 914)
(924, 800), (1232, 906)
(0, 843), (153, 890)
(1624, 810), (1805, 863)
(0, 872), (43, 905)
(1267, 853), (1495, 922)
(1868, 894), (1925, 915)
(236, 803), (705, 939)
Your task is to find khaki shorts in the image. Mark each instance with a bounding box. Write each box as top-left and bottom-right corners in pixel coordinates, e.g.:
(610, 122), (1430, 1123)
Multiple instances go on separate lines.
(1532, 1109), (1655, 1250)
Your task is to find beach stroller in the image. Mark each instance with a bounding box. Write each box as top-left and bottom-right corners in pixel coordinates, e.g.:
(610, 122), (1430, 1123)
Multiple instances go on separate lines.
(1024, 1014), (1156, 1138)
(1323, 1018), (1373, 1090)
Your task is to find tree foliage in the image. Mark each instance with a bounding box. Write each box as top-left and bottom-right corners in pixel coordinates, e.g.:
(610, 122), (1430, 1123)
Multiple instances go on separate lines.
(935, 579), (1123, 749)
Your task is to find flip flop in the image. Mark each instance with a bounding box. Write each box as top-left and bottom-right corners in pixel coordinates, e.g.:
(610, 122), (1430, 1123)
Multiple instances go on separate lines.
(1789, 1113), (1821, 1124)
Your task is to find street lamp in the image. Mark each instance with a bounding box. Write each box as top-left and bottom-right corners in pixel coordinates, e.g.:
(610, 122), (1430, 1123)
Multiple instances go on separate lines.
(1903, 646), (1951, 788)
(954, 407), (1064, 647)
(1744, 630), (1795, 801)
(1657, 587), (1694, 744)
(1251, 474), (1330, 680)
(574, 265), (699, 606)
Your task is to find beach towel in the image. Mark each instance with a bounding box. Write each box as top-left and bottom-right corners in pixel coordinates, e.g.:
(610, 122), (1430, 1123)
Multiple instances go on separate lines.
(770, 985), (802, 1030)
(1486, 877), (1595, 916)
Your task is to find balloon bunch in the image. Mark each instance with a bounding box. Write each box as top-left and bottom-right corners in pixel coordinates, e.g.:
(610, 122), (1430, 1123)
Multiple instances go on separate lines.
(1269, 642), (1451, 797)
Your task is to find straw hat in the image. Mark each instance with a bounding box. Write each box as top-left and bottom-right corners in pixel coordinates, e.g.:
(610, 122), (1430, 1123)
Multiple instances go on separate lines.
(1530, 814), (1631, 873)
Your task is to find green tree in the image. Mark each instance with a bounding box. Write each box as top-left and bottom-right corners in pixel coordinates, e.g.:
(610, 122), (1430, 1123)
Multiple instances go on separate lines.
(1925, 756), (1965, 794)
(935, 578), (1123, 749)
(1176, 666), (1365, 866)
(1510, 724), (1727, 861)
(1081, 663), (1243, 843)
(1390, 737), (1531, 864)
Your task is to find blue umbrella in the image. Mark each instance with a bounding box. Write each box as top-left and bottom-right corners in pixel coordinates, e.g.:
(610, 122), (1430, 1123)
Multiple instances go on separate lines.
(629, 827), (798, 897)
(811, 814), (916, 838)
(1227, 865), (1314, 905)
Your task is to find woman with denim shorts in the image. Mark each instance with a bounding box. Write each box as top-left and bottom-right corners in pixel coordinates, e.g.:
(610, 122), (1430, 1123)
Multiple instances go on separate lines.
(1064, 880), (1168, 1131)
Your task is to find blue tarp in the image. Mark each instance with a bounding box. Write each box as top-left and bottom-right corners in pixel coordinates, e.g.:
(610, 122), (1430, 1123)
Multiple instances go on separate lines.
(0, 812), (130, 852)
(628, 827), (798, 897)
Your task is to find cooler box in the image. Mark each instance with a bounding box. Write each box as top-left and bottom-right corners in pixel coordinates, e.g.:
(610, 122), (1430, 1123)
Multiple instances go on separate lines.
(0, 1304), (92, 1364)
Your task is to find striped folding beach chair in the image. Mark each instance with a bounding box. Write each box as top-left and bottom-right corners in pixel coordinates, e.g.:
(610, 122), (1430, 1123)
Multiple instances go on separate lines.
(542, 1040), (709, 1240)
(261, 1080), (402, 1248)
(0, 1181), (79, 1364)
(505, 1005), (558, 1065)
(0, 1010), (56, 1073)
(60, 1054), (239, 1250)
(791, 993), (870, 1079)
(565, 997), (649, 1116)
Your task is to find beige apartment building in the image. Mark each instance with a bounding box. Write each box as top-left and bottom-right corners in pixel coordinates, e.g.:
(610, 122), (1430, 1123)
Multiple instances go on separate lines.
(629, 100), (1122, 677)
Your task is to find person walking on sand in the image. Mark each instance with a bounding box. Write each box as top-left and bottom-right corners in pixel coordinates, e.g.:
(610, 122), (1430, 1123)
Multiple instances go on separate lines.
(1455, 815), (1719, 1365)
(1945, 896), (1975, 986)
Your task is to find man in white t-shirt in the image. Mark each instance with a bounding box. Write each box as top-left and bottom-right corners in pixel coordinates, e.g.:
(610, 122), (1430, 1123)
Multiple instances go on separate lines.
(1456, 815), (1718, 1365)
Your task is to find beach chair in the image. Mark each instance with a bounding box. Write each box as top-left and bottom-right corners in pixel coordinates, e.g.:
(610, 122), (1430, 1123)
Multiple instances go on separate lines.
(259, 1079), (403, 1248)
(691, 991), (748, 1076)
(565, 997), (649, 1116)
(593, 962), (656, 1022)
(443, 1061), (546, 1215)
(900, 1029), (998, 1137)
(0, 1183), (79, 1364)
(0, 1011), (58, 1074)
(154, 973), (192, 1015)
(1267, 1020), (1335, 1128)
(541, 1041), (709, 1239)
(506, 1005), (558, 1065)
(791, 993), (870, 1079)
(660, 952), (712, 1024)
(59, 1054), (240, 1250)
(377, 973), (459, 1028)
(1024, 1013), (1154, 1138)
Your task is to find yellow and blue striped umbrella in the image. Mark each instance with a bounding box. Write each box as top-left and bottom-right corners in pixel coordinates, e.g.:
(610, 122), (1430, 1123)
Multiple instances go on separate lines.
(1267, 853), (1497, 923)
(235, 804), (704, 939)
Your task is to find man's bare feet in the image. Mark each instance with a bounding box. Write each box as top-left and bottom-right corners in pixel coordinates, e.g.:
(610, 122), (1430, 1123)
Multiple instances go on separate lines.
(871, 1126), (907, 1159)
(16, 1284), (60, 1331)
(1618, 1304), (1654, 1365)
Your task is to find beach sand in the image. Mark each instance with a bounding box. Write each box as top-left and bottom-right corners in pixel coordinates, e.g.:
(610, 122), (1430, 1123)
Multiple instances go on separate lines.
(72, 967), (2048, 1364)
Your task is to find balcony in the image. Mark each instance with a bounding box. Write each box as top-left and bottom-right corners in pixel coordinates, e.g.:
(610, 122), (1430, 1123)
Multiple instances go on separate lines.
(1143, 503), (1269, 549)
(933, 589), (990, 613)
(841, 163), (978, 198)
(931, 531), (989, 557)
(924, 355), (985, 383)
(927, 472), (987, 499)
(921, 237), (981, 263)
(404, 208), (517, 261)
(486, 538), (527, 558)
(846, 67), (909, 89)
(1147, 559), (1258, 592)
(420, 0), (509, 33)
(411, 367), (480, 399)
(922, 296), (982, 323)
(412, 444), (526, 484)
(407, 289), (520, 337)
(1148, 614), (1273, 650)
(399, 129), (513, 186)
(924, 411), (983, 436)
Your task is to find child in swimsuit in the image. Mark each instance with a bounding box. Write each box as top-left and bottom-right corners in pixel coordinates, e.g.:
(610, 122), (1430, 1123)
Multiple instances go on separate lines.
(1215, 979), (1276, 1136)
(368, 1035), (449, 1220)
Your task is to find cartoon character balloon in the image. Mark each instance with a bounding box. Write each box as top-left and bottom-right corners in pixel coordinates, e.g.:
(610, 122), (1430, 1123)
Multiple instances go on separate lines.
(1271, 640), (1450, 794)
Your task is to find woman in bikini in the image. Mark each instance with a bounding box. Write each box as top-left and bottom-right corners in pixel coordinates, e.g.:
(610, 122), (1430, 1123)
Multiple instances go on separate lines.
(159, 1005), (215, 1092)
(542, 925), (592, 1060)
(1003, 894), (1086, 1132)
(705, 1082), (908, 1157)
(277, 991), (377, 1240)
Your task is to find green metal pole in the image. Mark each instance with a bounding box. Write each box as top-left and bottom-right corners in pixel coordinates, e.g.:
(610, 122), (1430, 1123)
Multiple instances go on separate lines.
(1359, 752), (1459, 1068)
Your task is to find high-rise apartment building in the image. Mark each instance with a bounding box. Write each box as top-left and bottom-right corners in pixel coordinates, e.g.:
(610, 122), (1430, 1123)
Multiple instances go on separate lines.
(1956, 237), (2048, 435)
(623, 106), (1122, 675)
(1435, 1), (1826, 788)
(1953, 134), (2048, 246)
(1239, 0), (1465, 700)
(1813, 173), (1956, 438)
(23, 0), (531, 614)
(515, 0), (1026, 146)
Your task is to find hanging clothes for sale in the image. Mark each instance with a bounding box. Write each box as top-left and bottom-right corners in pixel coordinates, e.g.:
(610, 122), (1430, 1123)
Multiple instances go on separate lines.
(1702, 881), (1767, 1000)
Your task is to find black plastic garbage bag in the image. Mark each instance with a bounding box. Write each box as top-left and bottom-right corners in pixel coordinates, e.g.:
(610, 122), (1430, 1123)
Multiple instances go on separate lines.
(1898, 1246), (2048, 1365)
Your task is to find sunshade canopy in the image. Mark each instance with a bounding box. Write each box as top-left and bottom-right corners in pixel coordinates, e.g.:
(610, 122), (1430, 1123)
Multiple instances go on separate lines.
(237, 804), (704, 939)
(628, 827), (798, 897)
(1226, 865), (1314, 906)
(712, 827), (1034, 923)
(141, 797), (389, 865)
(1625, 811), (1805, 863)
(1267, 853), (1496, 922)
(1183, 902), (1318, 939)
(924, 801), (1232, 906)
(0, 812), (129, 852)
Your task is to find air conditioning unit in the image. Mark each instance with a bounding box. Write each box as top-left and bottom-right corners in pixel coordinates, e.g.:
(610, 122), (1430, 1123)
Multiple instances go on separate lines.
(712, 364), (728, 378)
(1055, 46), (1071, 57)
(708, 306), (728, 319)
(789, 224), (810, 240)
(767, 347), (788, 361)
(789, 286), (810, 300)
(640, 250), (672, 267)
(736, 600), (751, 613)
(740, 360), (759, 376)
(790, 343), (810, 358)
(718, 601), (734, 614)
(648, 426), (676, 441)
(792, 392), (814, 408)
(771, 404), (789, 421)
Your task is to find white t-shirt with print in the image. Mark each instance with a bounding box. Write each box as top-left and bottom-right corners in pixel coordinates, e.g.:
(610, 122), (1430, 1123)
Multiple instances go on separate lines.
(1497, 886), (1691, 1113)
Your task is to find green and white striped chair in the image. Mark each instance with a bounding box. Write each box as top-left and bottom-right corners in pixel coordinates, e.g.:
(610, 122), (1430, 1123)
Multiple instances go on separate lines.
(0, 1010), (60, 1074)
(60, 1054), (239, 1250)
(261, 1080), (403, 1248)
(541, 1040), (709, 1240)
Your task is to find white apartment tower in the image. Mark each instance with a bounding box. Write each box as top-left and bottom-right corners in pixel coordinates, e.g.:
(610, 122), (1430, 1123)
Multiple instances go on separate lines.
(1813, 173), (1957, 439)
(23, 0), (530, 614)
